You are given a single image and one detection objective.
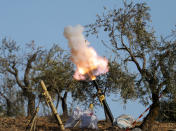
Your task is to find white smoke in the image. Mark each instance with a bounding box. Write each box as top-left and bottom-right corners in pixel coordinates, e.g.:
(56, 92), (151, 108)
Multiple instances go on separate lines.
(64, 25), (108, 80)
(64, 25), (89, 49)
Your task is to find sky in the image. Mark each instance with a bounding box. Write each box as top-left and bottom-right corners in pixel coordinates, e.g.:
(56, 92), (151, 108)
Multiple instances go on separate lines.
(0, 0), (176, 120)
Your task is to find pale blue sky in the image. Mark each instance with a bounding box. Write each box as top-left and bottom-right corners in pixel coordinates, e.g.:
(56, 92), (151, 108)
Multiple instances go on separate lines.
(0, 0), (176, 120)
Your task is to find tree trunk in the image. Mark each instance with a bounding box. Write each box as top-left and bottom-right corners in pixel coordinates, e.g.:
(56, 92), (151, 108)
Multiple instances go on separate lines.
(61, 92), (68, 118)
(6, 98), (13, 116)
(56, 93), (60, 109)
(140, 93), (160, 130)
(104, 106), (110, 122)
(27, 93), (36, 117)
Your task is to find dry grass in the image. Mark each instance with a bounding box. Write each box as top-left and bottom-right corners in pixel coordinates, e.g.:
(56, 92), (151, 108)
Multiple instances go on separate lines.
(0, 116), (175, 131)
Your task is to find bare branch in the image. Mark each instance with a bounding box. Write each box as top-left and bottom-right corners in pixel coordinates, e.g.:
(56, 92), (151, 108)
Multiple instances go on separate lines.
(11, 62), (25, 88)
(120, 34), (142, 73)
(158, 51), (170, 79)
(124, 56), (132, 62)
(111, 24), (127, 51)
(142, 55), (146, 70)
(158, 80), (167, 90)
(0, 91), (9, 101)
(24, 52), (37, 87)
(6, 66), (16, 76)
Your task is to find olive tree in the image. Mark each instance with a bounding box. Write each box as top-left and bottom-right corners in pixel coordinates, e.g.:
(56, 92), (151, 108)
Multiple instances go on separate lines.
(0, 38), (43, 117)
(86, 2), (176, 130)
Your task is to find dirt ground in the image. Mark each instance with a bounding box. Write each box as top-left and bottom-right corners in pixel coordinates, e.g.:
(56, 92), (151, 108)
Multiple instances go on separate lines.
(0, 116), (176, 131)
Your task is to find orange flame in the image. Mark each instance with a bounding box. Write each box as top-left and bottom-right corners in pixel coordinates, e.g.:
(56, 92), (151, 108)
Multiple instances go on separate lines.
(73, 46), (109, 80)
(64, 25), (109, 80)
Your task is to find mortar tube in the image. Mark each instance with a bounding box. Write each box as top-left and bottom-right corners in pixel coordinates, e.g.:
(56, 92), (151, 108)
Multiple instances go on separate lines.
(92, 80), (114, 125)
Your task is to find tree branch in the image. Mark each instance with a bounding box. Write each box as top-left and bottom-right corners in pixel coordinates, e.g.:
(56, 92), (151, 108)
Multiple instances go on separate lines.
(158, 80), (167, 90)
(142, 55), (146, 70)
(63, 91), (68, 99)
(8, 62), (25, 89)
(0, 91), (9, 101)
(24, 53), (37, 87)
(120, 34), (142, 73)
(158, 51), (170, 79)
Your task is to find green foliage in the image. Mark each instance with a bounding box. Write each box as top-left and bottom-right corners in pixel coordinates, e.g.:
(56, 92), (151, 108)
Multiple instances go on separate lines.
(85, 1), (176, 105)
(0, 74), (25, 116)
(71, 59), (136, 106)
(33, 44), (73, 92)
(86, 1), (176, 128)
(0, 38), (44, 116)
(106, 60), (136, 102)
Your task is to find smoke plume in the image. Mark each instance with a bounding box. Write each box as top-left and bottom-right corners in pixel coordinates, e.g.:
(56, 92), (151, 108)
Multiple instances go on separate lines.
(64, 25), (108, 80)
